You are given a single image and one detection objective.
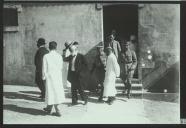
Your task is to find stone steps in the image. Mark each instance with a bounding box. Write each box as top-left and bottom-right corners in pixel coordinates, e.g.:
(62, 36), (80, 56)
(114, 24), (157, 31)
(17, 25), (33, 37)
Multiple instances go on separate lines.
(115, 78), (143, 97)
(116, 78), (141, 84)
(115, 83), (143, 90)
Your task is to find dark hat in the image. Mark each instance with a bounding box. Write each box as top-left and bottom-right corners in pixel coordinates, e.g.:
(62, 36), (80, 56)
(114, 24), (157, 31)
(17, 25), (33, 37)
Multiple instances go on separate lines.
(73, 41), (79, 45)
(122, 41), (130, 46)
(64, 41), (79, 49)
(36, 38), (46, 46)
(105, 45), (112, 50)
(64, 41), (72, 49)
(96, 42), (104, 48)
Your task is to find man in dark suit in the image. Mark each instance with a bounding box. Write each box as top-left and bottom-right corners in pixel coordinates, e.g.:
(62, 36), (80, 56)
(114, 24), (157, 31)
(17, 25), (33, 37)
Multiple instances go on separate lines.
(62, 41), (88, 105)
(34, 38), (49, 100)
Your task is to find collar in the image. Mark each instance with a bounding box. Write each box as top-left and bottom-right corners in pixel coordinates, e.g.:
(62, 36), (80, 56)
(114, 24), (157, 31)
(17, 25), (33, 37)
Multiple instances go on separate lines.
(39, 45), (45, 48)
(72, 51), (78, 56)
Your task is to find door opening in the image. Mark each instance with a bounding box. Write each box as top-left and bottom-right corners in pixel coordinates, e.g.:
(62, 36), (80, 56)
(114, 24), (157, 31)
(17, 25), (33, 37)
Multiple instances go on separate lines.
(103, 4), (139, 79)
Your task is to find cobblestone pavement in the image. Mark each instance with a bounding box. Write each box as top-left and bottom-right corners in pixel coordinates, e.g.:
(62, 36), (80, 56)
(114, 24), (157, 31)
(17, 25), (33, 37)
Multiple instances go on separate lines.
(3, 85), (180, 124)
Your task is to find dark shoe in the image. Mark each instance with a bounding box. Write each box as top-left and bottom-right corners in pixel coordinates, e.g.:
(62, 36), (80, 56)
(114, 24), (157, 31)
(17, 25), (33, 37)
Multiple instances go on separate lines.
(98, 98), (104, 103)
(122, 89), (127, 94)
(127, 94), (131, 99)
(108, 101), (114, 105)
(43, 107), (51, 114)
(72, 102), (78, 105)
(83, 100), (88, 105)
(39, 95), (45, 100)
(53, 111), (62, 117)
(105, 98), (111, 104)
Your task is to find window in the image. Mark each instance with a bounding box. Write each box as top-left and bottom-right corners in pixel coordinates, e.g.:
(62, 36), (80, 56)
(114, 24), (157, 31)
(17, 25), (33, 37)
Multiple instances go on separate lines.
(3, 8), (18, 26)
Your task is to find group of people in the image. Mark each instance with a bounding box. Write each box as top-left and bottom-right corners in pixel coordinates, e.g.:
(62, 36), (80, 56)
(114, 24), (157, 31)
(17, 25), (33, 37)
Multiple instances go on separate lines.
(34, 32), (137, 117)
(91, 33), (137, 104)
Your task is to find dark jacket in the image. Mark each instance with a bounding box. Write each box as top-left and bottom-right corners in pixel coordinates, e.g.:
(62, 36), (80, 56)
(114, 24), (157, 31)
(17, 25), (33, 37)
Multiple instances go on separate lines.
(34, 47), (49, 83)
(63, 53), (89, 84)
(90, 54), (106, 84)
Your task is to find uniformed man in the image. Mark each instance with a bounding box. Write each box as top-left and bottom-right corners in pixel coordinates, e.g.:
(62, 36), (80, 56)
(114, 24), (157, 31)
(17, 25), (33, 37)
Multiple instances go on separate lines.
(119, 40), (137, 99)
(90, 42), (107, 102)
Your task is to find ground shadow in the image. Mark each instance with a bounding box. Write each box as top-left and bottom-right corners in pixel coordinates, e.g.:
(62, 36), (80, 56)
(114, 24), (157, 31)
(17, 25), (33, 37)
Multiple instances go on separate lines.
(19, 91), (40, 95)
(62, 102), (84, 107)
(87, 97), (99, 104)
(4, 92), (43, 102)
(4, 104), (47, 116)
(116, 98), (127, 102)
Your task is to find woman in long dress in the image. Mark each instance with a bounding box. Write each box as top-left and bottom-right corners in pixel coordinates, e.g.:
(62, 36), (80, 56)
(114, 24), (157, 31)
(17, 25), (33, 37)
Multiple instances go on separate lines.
(103, 46), (120, 105)
(42, 41), (65, 117)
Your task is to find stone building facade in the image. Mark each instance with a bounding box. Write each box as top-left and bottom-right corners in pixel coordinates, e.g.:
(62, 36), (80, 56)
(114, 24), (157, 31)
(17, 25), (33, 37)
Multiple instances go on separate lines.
(3, 3), (180, 92)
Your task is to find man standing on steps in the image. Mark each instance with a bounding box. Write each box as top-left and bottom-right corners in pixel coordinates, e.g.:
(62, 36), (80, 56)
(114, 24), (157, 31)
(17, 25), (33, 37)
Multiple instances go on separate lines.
(34, 38), (49, 100)
(119, 40), (137, 99)
(106, 34), (121, 60)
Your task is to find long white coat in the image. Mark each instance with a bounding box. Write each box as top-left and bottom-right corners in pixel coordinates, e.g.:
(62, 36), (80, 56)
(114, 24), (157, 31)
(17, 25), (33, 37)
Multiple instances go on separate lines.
(103, 53), (120, 97)
(42, 50), (65, 105)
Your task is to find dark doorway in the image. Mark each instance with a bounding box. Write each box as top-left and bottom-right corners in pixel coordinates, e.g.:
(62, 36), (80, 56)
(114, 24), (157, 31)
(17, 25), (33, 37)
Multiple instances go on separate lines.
(103, 4), (139, 79)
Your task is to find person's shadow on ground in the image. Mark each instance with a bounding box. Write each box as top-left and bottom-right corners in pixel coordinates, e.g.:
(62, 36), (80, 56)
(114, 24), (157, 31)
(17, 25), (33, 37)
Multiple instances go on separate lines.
(19, 91), (40, 95)
(4, 92), (43, 102)
(4, 104), (47, 116)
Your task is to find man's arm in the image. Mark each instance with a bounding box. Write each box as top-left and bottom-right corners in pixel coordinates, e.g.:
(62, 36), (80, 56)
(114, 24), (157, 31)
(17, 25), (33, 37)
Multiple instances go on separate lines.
(90, 58), (96, 74)
(131, 51), (137, 70)
(112, 55), (120, 77)
(77, 54), (88, 73)
(42, 55), (47, 80)
(34, 52), (37, 66)
(62, 49), (71, 62)
(117, 41), (121, 52)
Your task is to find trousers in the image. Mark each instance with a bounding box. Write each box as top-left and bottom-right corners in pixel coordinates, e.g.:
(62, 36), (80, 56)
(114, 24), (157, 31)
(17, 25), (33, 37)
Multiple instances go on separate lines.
(69, 71), (87, 103)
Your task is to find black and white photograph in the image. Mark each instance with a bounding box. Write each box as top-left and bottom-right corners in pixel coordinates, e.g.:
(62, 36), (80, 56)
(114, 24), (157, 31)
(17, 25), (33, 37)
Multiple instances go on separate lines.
(3, 1), (180, 124)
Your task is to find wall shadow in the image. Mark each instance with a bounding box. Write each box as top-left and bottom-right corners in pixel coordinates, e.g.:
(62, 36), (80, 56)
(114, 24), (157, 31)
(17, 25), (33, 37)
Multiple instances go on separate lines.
(83, 42), (104, 91)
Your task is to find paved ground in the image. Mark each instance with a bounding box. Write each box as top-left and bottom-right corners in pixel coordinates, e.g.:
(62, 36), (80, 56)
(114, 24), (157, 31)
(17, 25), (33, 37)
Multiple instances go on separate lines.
(3, 85), (180, 124)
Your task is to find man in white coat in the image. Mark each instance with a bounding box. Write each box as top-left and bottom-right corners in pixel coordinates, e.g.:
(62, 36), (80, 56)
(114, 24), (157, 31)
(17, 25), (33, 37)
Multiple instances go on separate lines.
(42, 41), (65, 117)
(103, 45), (120, 105)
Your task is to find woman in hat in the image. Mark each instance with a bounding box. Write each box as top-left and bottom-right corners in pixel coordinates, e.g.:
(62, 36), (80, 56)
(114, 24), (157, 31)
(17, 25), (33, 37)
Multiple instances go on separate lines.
(42, 41), (65, 117)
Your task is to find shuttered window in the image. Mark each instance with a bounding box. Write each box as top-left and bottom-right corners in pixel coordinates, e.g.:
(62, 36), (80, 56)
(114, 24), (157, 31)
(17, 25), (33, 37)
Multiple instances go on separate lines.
(3, 8), (18, 26)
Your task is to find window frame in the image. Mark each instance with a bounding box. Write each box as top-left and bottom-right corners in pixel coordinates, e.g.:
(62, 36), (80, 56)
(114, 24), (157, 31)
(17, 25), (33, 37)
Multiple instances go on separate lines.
(3, 4), (22, 32)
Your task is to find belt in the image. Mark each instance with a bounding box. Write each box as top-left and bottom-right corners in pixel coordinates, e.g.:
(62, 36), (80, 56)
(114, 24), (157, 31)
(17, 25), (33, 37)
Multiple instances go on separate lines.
(121, 61), (133, 64)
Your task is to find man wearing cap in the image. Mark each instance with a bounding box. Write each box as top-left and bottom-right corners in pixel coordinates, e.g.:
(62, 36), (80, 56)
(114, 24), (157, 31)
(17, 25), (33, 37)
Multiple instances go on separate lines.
(119, 40), (137, 99)
(129, 35), (137, 52)
(106, 34), (121, 60)
(103, 45), (120, 105)
(34, 38), (49, 99)
(90, 42), (107, 102)
(62, 41), (88, 105)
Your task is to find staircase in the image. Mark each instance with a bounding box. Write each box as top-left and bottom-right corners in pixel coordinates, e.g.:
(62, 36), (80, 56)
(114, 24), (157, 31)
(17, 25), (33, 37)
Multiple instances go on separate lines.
(115, 78), (143, 98)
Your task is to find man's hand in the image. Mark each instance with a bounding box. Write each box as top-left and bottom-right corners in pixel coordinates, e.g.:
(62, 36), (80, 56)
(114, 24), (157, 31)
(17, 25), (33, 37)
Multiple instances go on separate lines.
(43, 80), (46, 86)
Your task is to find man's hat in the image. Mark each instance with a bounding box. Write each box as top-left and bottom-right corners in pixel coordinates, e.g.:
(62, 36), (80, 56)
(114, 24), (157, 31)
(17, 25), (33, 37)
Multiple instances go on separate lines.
(96, 41), (104, 48)
(105, 44), (112, 50)
(73, 41), (79, 45)
(64, 41), (79, 49)
(36, 38), (46, 46)
(122, 41), (130, 46)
